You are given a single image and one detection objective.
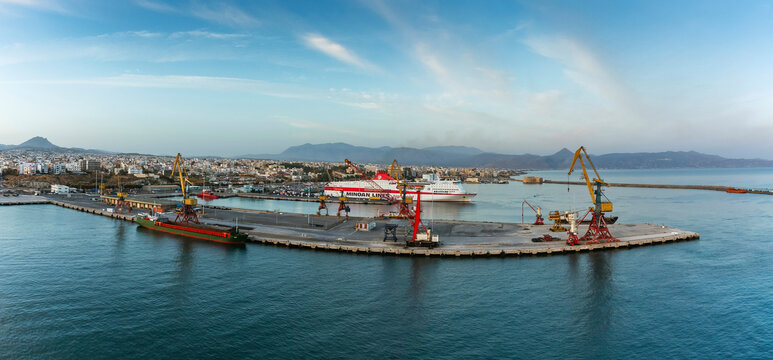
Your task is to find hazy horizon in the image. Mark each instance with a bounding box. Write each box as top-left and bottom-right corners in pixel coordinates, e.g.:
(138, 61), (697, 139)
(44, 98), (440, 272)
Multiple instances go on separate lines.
(1, 1), (772, 158)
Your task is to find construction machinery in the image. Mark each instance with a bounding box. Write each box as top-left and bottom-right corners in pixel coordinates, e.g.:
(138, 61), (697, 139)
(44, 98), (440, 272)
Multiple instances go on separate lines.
(113, 175), (132, 214)
(403, 190), (438, 248)
(336, 196), (349, 218)
(547, 210), (568, 232)
(317, 195), (329, 216)
(171, 153), (199, 224)
(567, 146), (617, 245)
(521, 200), (544, 225)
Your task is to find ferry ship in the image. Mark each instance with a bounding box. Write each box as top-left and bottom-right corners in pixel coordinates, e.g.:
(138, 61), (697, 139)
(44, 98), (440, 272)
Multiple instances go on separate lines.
(324, 172), (476, 202)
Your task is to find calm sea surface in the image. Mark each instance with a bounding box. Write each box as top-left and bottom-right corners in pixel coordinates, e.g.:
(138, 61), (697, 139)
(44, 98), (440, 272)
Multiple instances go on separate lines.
(1, 168), (771, 359)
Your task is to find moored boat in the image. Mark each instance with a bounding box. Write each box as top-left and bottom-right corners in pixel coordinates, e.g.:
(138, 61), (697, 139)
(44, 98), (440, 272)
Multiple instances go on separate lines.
(136, 216), (247, 245)
(196, 189), (219, 199)
(726, 188), (747, 193)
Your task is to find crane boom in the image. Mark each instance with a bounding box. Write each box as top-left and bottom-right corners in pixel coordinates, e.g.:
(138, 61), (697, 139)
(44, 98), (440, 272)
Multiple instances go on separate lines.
(344, 159), (395, 201)
(568, 146), (612, 213)
(171, 153), (198, 225)
(566, 146), (617, 245)
(172, 153), (195, 201)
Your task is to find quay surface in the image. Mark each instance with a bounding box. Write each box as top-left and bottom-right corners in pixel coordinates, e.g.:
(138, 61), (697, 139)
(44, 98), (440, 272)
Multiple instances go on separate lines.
(38, 194), (699, 257)
(0, 194), (50, 205)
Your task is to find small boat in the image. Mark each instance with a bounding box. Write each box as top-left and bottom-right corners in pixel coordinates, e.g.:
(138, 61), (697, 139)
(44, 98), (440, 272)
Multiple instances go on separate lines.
(726, 188), (747, 194)
(196, 189), (219, 199)
(136, 216), (247, 245)
(580, 215), (618, 224)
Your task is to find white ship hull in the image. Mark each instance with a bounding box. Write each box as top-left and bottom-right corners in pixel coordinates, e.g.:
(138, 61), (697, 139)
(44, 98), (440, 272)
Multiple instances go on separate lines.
(323, 179), (475, 203)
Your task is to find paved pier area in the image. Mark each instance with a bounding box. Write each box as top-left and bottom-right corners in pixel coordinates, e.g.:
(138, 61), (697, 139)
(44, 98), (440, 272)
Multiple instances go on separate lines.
(0, 195), (50, 205)
(41, 194), (699, 257)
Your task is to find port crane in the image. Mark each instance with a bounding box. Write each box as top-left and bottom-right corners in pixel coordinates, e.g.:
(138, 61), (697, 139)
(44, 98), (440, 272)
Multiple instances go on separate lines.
(113, 175), (132, 214)
(344, 159), (396, 202)
(402, 189), (437, 248)
(521, 200), (544, 225)
(172, 153), (199, 224)
(317, 166), (332, 216)
(387, 160), (403, 184)
(567, 146), (617, 245)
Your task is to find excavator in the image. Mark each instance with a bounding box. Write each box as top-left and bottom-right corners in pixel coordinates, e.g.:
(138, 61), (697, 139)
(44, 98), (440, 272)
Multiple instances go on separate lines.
(566, 146), (617, 245)
(172, 153), (199, 224)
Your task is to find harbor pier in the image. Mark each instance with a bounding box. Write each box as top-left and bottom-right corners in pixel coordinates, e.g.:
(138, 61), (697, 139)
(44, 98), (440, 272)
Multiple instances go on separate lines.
(33, 193), (700, 257)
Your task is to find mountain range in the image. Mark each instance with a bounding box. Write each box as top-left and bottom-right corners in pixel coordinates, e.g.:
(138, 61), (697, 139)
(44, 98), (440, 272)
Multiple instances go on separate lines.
(3, 137), (772, 169)
(0, 137), (108, 153)
(241, 142), (773, 169)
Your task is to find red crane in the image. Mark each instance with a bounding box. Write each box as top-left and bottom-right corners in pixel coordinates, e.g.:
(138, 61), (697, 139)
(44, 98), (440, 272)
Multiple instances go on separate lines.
(521, 200), (544, 225)
(404, 190), (436, 247)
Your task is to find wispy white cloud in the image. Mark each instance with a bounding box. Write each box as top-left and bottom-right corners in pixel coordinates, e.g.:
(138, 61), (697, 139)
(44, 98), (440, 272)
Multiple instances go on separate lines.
(302, 33), (379, 72)
(190, 2), (259, 27)
(134, 0), (258, 28)
(134, 0), (175, 13)
(281, 118), (360, 135)
(2, 74), (315, 99)
(170, 30), (247, 40)
(523, 35), (635, 112)
(0, 0), (68, 14)
(97, 30), (164, 38)
(0, 29), (255, 66)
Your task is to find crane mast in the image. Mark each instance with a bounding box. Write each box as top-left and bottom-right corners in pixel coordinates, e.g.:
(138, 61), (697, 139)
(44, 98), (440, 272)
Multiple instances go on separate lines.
(568, 146), (612, 214)
(566, 146), (617, 245)
(171, 153), (199, 224)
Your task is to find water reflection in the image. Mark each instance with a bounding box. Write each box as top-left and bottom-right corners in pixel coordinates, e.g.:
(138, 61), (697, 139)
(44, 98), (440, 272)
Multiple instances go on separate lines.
(111, 221), (128, 265)
(408, 257), (439, 305)
(582, 252), (615, 342)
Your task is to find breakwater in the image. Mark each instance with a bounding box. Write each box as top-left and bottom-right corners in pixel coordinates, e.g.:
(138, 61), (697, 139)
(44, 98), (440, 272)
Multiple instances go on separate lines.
(532, 179), (772, 194)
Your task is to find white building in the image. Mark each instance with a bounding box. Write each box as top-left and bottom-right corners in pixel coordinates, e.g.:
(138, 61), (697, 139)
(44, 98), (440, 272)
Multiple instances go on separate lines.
(51, 184), (75, 194)
(66, 162), (81, 172)
(36, 163), (49, 174)
(128, 166), (143, 175)
(18, 163), (36, 175)
(52, 163), (67, 174)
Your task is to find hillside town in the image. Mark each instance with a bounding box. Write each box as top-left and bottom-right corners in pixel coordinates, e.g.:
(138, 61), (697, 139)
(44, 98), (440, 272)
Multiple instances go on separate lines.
(0, 150), (520, 194)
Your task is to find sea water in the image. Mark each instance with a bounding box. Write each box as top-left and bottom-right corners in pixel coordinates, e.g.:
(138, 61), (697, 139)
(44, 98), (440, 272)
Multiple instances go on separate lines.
(1, 168), (771, 358)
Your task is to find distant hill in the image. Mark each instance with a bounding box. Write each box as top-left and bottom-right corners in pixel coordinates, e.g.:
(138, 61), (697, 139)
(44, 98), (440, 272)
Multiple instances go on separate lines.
(242, 143), (773, 169)
(0, 136), (108, 153)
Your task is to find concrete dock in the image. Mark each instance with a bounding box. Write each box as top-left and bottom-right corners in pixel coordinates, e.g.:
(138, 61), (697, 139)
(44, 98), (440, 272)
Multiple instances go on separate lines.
(31, 194), (699, 257)
(0, 195), (50, 205)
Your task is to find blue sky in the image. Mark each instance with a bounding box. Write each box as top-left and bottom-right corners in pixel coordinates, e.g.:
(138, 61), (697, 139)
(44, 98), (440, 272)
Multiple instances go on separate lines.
(1, 0), (772, 157)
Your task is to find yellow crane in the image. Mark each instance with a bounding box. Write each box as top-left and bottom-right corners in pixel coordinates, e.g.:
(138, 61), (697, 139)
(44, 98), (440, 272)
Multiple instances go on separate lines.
(171, 153), (199, 223)
(568, 146), (612, 214)
(387, 160), (402, 183)
(114, 175), (132, 214)
(567, 146), (617, 245)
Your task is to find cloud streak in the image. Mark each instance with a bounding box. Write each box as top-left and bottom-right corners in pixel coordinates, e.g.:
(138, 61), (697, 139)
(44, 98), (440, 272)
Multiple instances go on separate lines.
(0, 0), (68, 14)
(302, 33), (379, 72)
(523, 35), (636, 113)
(190, 2), (259, 27)
(3, 74), (315, 99)
(135, 0), (259, 27)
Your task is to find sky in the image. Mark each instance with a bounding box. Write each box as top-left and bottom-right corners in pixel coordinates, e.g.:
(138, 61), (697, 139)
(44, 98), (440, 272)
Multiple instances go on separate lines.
(0, 0), (772, 158)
